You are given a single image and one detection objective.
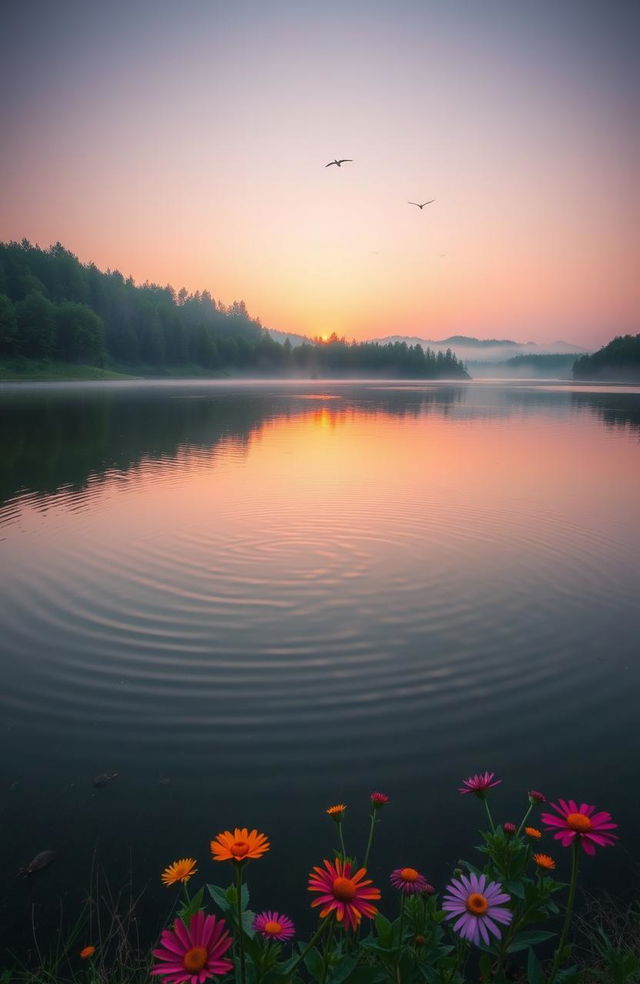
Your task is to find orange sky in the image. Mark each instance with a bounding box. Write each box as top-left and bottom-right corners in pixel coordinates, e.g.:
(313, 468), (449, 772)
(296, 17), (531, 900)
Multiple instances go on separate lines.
(1, 0), (638, 347)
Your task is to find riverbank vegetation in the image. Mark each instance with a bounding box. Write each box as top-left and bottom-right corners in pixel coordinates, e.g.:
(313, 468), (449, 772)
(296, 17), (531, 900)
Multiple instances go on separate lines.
(5, 775), (636, 984)
(0, 241), (468, 380)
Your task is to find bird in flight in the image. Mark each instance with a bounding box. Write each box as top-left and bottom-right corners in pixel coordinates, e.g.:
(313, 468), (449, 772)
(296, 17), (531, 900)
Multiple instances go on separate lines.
(325, 159), (352, 167)
(408, 200), (435, 209)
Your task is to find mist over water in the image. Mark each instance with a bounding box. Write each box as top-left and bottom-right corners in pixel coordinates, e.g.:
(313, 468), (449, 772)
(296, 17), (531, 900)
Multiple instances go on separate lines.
(1, 379), (639, 952)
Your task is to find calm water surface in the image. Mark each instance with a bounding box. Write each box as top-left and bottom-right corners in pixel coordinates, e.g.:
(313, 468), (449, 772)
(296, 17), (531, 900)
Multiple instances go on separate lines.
(1, 379), (639, 951)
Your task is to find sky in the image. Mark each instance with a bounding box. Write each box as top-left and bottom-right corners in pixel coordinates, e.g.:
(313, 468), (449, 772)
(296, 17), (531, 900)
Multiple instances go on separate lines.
(1, 0), (638, 347)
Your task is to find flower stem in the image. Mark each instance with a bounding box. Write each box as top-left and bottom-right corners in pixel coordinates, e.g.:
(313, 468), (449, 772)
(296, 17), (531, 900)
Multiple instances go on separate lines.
(286, 917), (330, 979)
(363, 810), (377, 870)
(395, 895), (405, 984)
(482, 797), (495, 833)
(517, 803), (533, 837)
(338, 821), (347, 861)
(547, 840), (580, 984)
(235, 862), (246, 984)
(321, 915), (335, 984)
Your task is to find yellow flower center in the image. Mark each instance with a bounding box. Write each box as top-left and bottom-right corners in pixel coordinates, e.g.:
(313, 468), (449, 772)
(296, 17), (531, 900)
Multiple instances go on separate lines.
(264, 920), (283, 935)
(332, 876), (357, 901)
(231, 840), (250, 858)
(466, 893), (488, 915)
(400, 867), (419, 882)
(566, 812), (592, 832)
(183, 947), (208, 971)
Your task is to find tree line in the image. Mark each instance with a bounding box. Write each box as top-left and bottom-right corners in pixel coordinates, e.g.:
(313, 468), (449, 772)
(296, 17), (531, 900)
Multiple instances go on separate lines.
(0, 240), (468, 378)
(573, 334), (640, 382)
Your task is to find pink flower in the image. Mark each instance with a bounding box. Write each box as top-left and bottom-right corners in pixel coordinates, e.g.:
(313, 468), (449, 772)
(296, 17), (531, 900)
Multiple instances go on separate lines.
(370, 792), (390, 808)
(503, 822), (516, 835)
(253, 911), (295, 942)
(308, 857), (380, 931)
(528, 790), (546, 804)
(390, 867), (430, 895)
(458, 772), (502, 798)
(442, 873), (512, 946)
(151, 912), (233, 984)
(541, 800), (618, 856)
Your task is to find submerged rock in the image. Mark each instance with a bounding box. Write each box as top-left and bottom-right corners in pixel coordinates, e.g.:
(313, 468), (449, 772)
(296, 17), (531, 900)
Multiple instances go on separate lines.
(19, 850), (56, 876)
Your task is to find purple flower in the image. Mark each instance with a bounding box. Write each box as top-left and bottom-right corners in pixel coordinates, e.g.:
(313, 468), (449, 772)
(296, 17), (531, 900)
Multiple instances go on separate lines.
(442, 873), (511, 946)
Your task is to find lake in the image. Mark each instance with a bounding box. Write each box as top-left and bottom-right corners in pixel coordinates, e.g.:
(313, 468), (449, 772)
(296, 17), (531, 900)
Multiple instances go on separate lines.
(1, 378), (639, 954)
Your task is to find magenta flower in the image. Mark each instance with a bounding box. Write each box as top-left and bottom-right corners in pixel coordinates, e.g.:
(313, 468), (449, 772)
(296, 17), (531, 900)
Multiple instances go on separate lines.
(151, 912), (233, 983)
(503, 822), (516, 835)
(390, 867), (430, 895)
(442, 873), (512, 946)
(458, 772), (502, 798)
(253, 911), (295, 942)
(370, 791), (390, 807)
(528, 789), (546, 804)
(541, 800), (618, 855)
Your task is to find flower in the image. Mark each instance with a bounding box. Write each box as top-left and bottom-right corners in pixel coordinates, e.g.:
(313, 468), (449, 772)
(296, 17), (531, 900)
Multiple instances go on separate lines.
(442, 873), (512, 946)
(79, 945), (96, 959)
(390, 867), (430, 895)
(211, 828), (269, 862)
(503, 822), (516, 835)
(533, 853), (556, 870)
(525, 826), (542, 839)
(162, 858), (198, 886)
(370, 792), (389, 808)
(541, 800), (618, 856)
(253, 911), (295, 942)
(458, 772), (502, 798)
(529, 789), (546, 804)
(308, 857), (380, 930)
(151, 912), (233, 984)
(326, 804), (347, 821)
(414, 935), (426, 946)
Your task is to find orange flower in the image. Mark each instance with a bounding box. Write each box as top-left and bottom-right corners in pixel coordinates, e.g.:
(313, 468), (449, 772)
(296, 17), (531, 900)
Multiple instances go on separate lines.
(211, 828), (270, 862)
(161, 857), (198, 886)
(326, 804), (347, 821)
(533, 853), (556, 870)
(525, 826), (542, 839)
(79, 945), (96, 959)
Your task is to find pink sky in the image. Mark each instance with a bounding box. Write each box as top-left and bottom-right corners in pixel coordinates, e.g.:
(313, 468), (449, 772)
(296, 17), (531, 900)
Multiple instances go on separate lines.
(1, 0), (638, 347)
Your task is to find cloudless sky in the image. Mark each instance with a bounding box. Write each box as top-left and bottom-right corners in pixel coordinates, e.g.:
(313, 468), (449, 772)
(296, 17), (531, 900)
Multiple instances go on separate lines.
(1, 0), (638, 346)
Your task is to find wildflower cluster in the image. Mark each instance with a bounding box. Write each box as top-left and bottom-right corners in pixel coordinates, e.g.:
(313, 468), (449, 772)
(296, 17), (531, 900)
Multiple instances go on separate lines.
(149, 777), (617, 984)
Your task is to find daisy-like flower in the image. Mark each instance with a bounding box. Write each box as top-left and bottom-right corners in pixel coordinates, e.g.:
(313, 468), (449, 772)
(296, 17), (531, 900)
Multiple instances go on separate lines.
(162, 858), (198, 886)
(525, 826), (542, 839)
(79, 946), (95, 959)
(210, 828), (269, 863)
(370, 792), (389, 808)
(529, 789), (546, 804)
(458, 772), (502, 798)
(253, 911), (295, 942)
(542, 800), (618, 856)
(442, 873), (512, 946)
(326, 804), (347, 821)
(533, 853), (556, 870)
(151, 912), (233, 984)
(308, 857), (380, 930)
(390, 867), (430, 895)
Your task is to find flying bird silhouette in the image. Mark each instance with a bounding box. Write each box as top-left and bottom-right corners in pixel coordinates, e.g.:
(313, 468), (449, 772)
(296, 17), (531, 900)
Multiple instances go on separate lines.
(408, 200), (435, 209)
(325, 159), (353, 167)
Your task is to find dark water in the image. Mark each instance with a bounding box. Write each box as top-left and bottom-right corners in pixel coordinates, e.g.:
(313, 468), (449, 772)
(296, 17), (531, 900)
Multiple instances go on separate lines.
(1, 379), (639, 955)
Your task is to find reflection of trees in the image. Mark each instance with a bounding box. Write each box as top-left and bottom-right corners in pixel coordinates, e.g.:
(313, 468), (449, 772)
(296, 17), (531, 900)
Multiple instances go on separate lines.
(570, 391), (640, 436)
(0, 384), (467, 505)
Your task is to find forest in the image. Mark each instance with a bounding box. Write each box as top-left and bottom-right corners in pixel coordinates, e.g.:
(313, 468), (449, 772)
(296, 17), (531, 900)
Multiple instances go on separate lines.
(572, 334), (640, 382)
(0, 241), (468, 379)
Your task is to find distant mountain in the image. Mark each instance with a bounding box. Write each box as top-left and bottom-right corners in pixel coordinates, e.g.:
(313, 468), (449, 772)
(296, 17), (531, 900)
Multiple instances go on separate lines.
(573, 334), (640, 382)
(373, 334), (588, 364)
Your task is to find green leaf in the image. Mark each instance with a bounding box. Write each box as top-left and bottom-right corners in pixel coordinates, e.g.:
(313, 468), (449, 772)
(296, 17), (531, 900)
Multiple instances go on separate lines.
(303, 946), (324, 980)
(527, 947), (545, 984)
(504, 879), (526, 900)
(374, 913), (394, 948)
(178, 885), (205, 922)
(207, 883), (230, 912)
(507, 930), (556, 953)
(328, 953), (360, 984)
